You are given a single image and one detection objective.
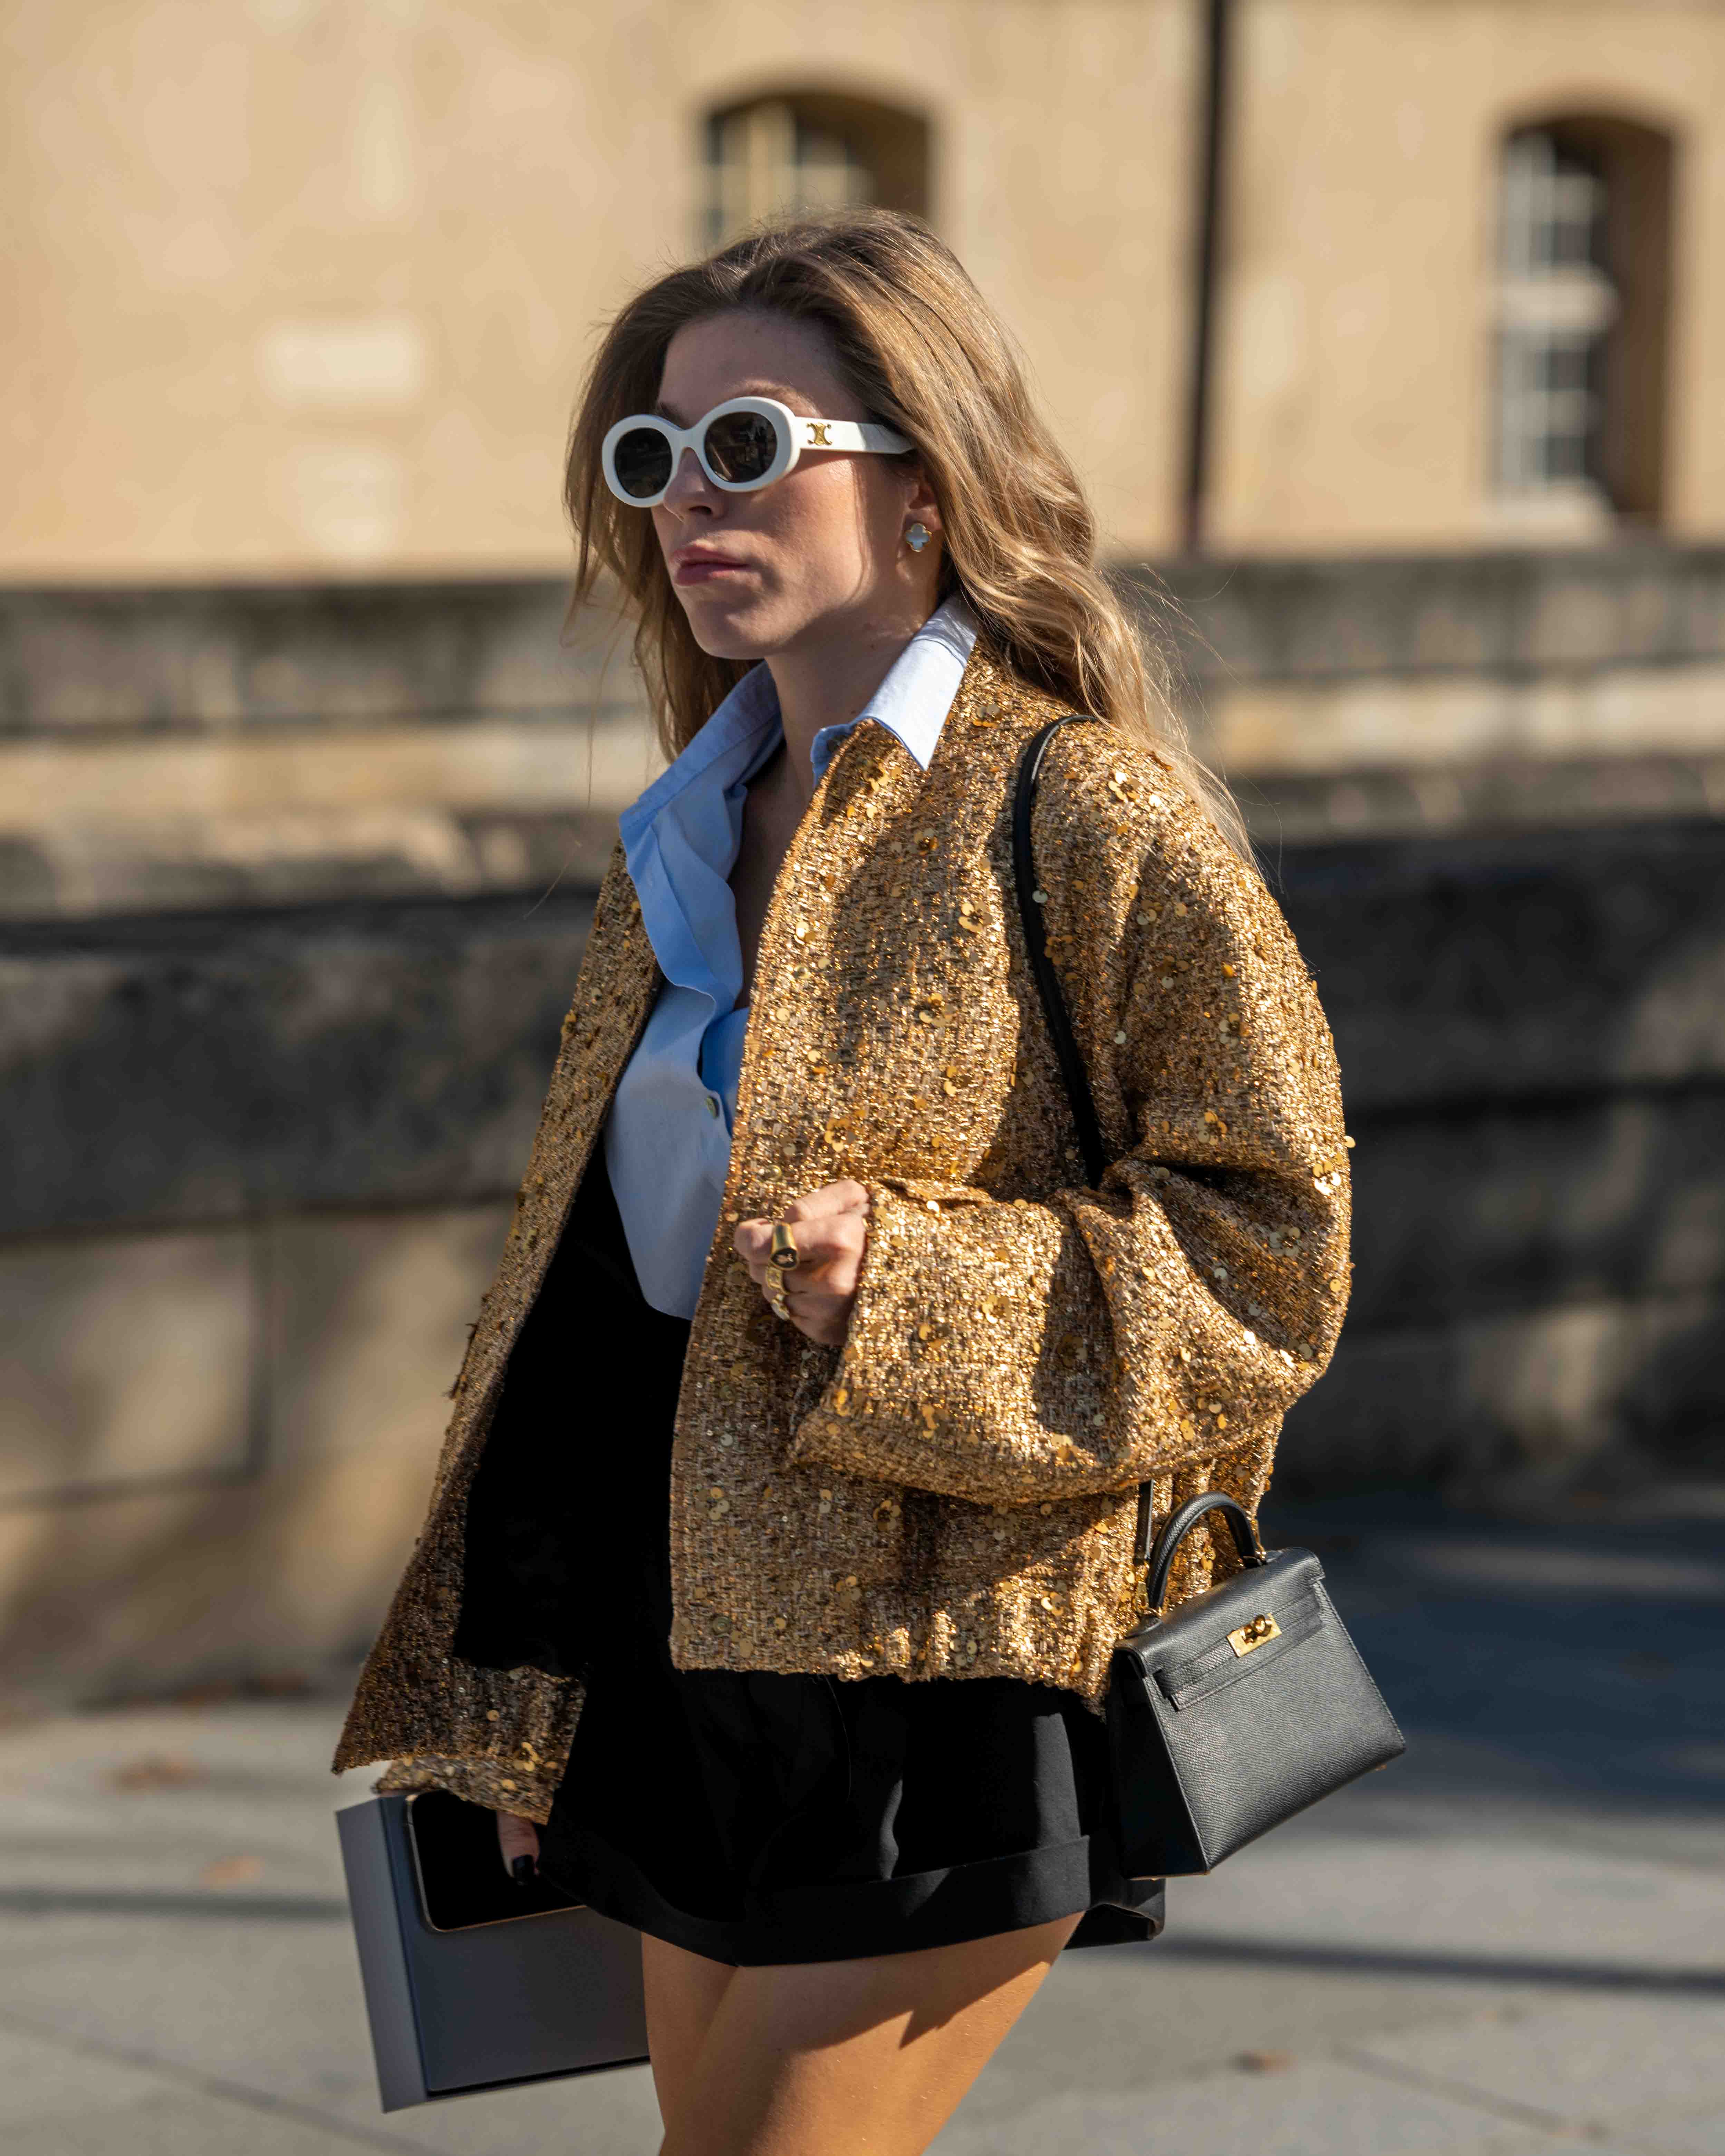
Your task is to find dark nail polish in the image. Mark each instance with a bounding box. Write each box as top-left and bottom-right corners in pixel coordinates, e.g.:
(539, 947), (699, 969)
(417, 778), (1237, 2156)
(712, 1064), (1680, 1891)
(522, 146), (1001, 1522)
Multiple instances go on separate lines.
(511, 1854), (537, 1885)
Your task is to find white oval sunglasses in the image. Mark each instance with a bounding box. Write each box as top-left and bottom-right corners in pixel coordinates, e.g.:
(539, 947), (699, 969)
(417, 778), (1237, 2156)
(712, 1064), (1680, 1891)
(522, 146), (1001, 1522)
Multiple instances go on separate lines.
(601, 395), (911, 507)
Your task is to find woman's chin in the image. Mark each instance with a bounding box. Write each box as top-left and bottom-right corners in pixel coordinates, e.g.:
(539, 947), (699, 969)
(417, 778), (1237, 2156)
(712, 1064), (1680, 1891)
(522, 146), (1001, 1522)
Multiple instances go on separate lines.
(678, 594), (782, 662)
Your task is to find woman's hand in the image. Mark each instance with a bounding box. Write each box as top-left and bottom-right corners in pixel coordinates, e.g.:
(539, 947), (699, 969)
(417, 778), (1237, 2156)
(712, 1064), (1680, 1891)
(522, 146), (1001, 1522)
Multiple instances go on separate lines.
(734, 1181), (870, 1347)
(497, 1810), (540, 1882)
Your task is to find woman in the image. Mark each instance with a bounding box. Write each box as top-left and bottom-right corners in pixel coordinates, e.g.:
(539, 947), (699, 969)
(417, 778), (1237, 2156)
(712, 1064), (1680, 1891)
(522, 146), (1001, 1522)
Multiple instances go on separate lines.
(334, 208), (1351, 2154)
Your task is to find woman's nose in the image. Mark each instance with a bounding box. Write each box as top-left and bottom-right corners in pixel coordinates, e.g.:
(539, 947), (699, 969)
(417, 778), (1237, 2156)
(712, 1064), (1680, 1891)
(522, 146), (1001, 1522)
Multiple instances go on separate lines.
(662, 445), (716, 514)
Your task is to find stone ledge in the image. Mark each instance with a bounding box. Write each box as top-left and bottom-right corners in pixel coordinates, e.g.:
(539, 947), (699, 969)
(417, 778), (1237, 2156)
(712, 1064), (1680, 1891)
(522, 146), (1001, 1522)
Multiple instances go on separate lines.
(0, 577), (636, 738)
(4, 564), (1723, 917)
(8, 549), (1723, 743)
(6, 751), (1721, 922)
(1209, 661), (1725, 777)
(1146, 540), (1725, 683)
(0, 805), (619, 922)
(0, 891), (594, 1239)
(1238, 752), (1725, 844)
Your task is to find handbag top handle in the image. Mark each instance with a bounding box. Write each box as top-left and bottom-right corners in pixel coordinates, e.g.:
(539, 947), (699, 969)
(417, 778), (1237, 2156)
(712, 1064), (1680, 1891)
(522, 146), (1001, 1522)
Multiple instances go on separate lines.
(1012, 717), (1271, 1578)
(1144, 1492), (1268, 1614)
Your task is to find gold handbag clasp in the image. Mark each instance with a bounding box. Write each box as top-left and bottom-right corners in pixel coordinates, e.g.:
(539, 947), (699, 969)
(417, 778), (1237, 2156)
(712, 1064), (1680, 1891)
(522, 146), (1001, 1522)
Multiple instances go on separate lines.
(1227, 1612), (1281, 1657)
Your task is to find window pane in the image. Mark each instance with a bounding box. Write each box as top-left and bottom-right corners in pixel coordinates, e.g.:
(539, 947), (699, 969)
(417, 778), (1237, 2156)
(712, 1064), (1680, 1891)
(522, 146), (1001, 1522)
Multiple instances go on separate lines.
(1547, 427), (1589, 481)
(705, 98), (877, 246)
(1543, 340), (1591, 393)
(1495, 127), (1614, 499)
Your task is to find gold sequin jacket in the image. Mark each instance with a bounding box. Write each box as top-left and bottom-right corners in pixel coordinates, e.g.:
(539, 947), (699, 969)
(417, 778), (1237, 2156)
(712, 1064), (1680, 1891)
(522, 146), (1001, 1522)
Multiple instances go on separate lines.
(333, 638), (1352, 1821)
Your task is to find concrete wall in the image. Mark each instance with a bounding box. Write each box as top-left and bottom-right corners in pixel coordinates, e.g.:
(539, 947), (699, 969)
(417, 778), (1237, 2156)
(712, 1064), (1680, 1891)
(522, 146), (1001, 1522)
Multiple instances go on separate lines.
(2, 550), (1722, 1702)
(1276, 820), (1725, 1500)
(0, 895), (586, 1705)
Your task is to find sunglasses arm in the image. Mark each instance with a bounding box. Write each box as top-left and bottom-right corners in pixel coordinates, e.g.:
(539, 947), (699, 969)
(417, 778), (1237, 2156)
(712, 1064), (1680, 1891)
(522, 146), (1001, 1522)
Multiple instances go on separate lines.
(792, 417), (912, 454)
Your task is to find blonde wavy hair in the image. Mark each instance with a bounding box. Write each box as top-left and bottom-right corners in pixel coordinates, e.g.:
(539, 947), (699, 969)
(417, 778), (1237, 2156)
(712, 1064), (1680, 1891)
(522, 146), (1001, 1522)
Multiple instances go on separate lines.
(565, 207), (1244, 857)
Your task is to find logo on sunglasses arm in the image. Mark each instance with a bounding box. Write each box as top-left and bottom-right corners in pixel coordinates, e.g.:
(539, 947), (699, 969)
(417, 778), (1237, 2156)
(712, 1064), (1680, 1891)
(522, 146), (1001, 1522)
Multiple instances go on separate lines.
(805, 423), (832, 445)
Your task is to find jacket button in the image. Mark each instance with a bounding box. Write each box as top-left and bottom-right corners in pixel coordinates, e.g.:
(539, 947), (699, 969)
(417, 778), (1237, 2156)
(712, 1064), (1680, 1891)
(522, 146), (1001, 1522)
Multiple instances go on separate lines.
(705, 1095), (721, 1118)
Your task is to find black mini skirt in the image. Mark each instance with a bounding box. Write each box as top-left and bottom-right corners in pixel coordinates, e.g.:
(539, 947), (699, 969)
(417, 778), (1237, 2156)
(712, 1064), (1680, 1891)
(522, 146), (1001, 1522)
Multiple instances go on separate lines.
(453, 1155), (1163, 1966)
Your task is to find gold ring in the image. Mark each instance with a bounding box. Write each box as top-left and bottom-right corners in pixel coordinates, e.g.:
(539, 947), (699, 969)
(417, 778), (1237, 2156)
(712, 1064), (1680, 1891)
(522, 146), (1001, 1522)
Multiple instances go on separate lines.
(767, 1283), (792, 1320)
(769, 1222), (799, 1272)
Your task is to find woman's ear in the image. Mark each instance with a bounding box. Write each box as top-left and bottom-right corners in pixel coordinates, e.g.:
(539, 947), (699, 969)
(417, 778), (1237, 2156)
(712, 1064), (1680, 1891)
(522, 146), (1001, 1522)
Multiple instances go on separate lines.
(904, 464), (942, 541)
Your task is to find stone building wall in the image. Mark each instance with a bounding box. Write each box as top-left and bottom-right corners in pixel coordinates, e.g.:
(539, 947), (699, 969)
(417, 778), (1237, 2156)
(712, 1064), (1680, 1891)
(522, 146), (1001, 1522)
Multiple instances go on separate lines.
(1208, 0), (1725, 551)
(2, 548), (1722, 1703)
(10, 1), (1725, 578)
(6, 0), (1201, 574)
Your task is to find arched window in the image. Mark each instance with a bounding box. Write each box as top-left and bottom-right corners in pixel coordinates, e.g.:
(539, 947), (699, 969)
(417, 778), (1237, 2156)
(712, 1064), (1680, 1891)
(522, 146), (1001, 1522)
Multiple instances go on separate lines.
(1493, 115), (1675, 525)
(705, 90), (931, 248)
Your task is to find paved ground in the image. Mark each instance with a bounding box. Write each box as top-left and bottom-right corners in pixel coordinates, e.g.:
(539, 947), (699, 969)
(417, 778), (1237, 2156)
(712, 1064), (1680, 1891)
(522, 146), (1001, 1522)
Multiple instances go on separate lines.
(1, 1486), (1721, 2155)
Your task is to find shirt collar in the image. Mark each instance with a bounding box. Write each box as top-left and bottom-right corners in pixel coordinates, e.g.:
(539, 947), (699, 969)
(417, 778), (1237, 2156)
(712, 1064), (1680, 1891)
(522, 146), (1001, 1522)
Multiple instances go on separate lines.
(810, 592), (980, 781)
(624, 592), (981, 845)
(616, 660), (781, 855)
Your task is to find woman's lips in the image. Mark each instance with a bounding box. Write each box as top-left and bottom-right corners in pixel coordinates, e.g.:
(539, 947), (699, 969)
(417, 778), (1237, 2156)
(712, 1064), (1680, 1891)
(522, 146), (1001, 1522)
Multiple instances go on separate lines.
(672, 554), (751, 586)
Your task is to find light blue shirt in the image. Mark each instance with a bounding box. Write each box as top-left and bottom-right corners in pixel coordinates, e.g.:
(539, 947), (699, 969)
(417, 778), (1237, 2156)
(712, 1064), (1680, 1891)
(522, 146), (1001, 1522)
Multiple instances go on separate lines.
(605, 594), (980, 1318)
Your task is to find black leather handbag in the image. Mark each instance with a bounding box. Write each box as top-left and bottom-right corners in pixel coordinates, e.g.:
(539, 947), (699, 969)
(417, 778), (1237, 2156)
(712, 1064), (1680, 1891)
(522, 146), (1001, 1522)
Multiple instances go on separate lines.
(1105, 1490), (1405, 1873)
(1013, 716), (1407, 1877)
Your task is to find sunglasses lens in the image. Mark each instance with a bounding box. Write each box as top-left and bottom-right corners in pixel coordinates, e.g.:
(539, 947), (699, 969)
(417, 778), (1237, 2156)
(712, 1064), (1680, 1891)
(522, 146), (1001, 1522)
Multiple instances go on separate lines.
(611, 425), (674, 500)
(702, 411), (780, 485)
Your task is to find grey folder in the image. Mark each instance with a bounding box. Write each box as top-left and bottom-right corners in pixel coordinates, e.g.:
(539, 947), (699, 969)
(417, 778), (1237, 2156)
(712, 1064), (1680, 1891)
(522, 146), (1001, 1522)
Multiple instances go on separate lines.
(337, 1791), (650, 2111)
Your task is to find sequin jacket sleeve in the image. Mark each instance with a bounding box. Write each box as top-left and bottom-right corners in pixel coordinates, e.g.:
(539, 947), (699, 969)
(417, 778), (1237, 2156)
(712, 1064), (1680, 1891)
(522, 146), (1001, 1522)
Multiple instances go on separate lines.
(785, 727), (1351, 1506)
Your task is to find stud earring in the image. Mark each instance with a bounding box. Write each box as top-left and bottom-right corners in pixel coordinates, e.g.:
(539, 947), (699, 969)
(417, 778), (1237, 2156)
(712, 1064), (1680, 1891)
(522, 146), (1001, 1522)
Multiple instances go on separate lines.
(905, 521), (932, 553)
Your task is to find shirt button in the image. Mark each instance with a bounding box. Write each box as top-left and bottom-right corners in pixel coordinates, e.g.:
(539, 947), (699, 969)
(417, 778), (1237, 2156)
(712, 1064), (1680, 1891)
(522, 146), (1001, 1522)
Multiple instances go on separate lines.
(705, 1095), (721, 1118)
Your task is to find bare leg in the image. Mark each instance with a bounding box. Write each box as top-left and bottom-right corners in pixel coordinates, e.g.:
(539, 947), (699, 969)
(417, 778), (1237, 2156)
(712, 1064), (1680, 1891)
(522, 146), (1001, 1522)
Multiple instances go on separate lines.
(642, 1932), (738, 2135)
(655, 1910), (1083, 2156)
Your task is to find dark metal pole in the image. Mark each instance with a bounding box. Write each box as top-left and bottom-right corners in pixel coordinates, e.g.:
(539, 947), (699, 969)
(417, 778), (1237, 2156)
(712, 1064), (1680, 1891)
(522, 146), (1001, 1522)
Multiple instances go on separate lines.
(1183, 0), (1233, 554)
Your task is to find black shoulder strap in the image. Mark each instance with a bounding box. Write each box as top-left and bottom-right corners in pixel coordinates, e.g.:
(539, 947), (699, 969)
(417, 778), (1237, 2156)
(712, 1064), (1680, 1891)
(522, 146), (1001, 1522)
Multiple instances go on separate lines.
(1013, 714), (1163, 1567)
(1012, 715), (1107, 1189)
